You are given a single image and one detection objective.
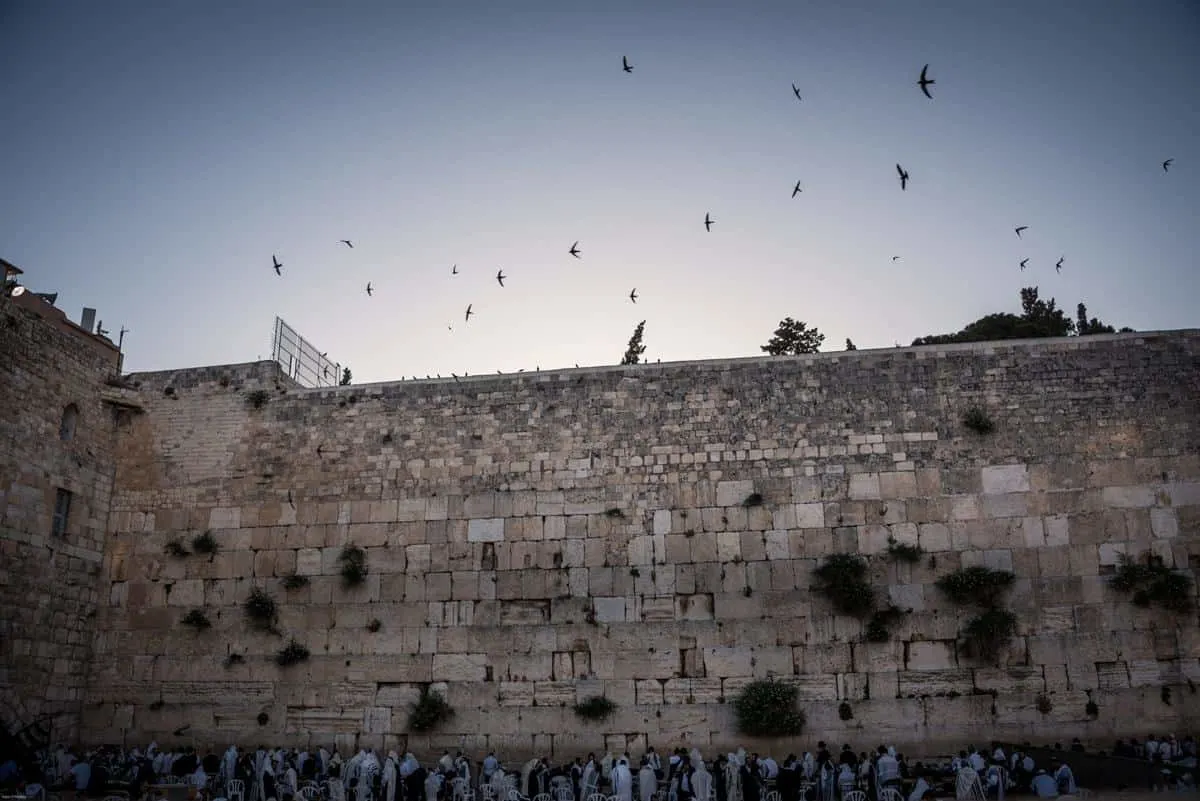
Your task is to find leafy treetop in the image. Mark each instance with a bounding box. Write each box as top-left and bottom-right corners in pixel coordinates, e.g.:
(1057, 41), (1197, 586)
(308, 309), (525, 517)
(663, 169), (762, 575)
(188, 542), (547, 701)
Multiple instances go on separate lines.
(621, 321), (647, 365)
(912, 287), (1131, 346)
(762, 317), (825, 356)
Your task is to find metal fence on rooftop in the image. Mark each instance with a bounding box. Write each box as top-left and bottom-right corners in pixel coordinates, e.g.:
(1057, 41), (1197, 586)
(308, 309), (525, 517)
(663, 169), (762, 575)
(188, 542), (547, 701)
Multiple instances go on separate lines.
(271, 316), (341, 388)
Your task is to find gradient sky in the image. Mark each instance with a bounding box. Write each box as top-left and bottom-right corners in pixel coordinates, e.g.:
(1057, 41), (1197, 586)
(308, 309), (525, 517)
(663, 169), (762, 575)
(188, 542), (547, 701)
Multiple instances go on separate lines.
(2, 1), (1197, 384)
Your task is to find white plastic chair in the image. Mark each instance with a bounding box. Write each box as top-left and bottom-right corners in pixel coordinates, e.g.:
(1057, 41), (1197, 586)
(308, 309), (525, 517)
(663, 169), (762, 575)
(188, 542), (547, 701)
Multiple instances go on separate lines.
(228, 780), (246, 801)
(843, 791), (867, 801)
(878, 788), (904, 801)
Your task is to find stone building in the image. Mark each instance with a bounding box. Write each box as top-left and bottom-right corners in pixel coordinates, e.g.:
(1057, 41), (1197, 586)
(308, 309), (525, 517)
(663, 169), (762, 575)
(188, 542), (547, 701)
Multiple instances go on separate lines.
(3, 266), (1200, 759)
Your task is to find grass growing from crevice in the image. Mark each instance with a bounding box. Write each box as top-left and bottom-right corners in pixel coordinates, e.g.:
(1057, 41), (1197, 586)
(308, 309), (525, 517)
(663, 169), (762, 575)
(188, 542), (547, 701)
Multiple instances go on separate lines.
(573, 695), (617, 721)
(838, 701), (854, 721)
(281, 574), (309, 590)
(275, 639), (310, 667)
(164, 539), (190, 558)
(191, 530), (218, 555)
(886, 536), (924, 563)
(408, 686), (454, 732)
(961, 608), (1019, 664)
(865, 605), (906, 642)
(962, 407), (995, 435)
(742, 493), (764, 507)
(1110, 552), (1194, 612)
(223, 653), (245, 668)
(246, 389), (270, 409)
(813, 554), (876, 618)
(339, 544), (368, 587)
(732, 678), (805, 737)
(181, 609), (211, 630)
(244, 587), (279, 631)
(936, 567), (1015, 608)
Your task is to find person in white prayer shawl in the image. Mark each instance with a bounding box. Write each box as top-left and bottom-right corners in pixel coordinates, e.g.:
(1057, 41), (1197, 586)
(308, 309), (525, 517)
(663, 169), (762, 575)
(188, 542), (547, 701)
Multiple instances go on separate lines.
(521, 759), (540, 799)
(582, 758), (599, 800)
(284, 764), (299, 801)
(482, 753), (499, 785)
(224, 747), (240, 790)
(440, 754), (455, 775)
(691, 757), (712, 801)
(1052, 764), (1076, 796)
(601, 755), (614, 784)
(489, 768), (507, 798)
(639, 759), (657, 801)
(319, 749), (331, 780)
(613, 759), (634, 801)
(646, 750), (662, 780)
(192, 764), (209, 790)
(382, 753), (399, 801)
(906, 777), (930, 801)
(425, 772), (443, 801)
(400, 755), (417, 780)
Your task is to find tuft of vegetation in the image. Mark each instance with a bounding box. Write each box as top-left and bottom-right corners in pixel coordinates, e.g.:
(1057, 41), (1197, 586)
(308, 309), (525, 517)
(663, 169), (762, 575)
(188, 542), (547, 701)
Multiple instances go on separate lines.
(813, 554), (876, 618)
(164, 539), (190, 558)
(339, 544), (368, 587)
(912, 286), (1131, 346)
(732, 678), (806, 738)
(281, 574), (309, 591)
(886, 536), (924, 564)
(936, 567), (1016, 608)
(1036, 694), (1053, 714)
(960, 608), (1019, 664)
(574, 695), (617, 721)
(244, 587), (279, 630)
(163, 386), (175, 397)
(340, 367), (352, 386)
(604, 508), (625, 518)
(276, 639), (310, 667)
(181, 609), (211, 630)
(367, 619), (382, 633)
(742, 493), (764, 508)
(246, 388), (270, 409)
(620, 320), (647, 365)
(223, 653), (245, 668)
(408, 686), (454, 732)
(1110, 552), (1194, 612)
(257, 712), (269, 726)
(629, 567), (640, 578)
(962, 407), (995, 435)
(1162, 686), (1172, 706)
(149, 699), (165, 711)
(218, 374), (231, 388)
(1085, 699), (1099, 718)
(865, 605), (906, 643)
(191, 530), (218, 555)
(761, 317), (825, 356)
(838, 701), (854, 721)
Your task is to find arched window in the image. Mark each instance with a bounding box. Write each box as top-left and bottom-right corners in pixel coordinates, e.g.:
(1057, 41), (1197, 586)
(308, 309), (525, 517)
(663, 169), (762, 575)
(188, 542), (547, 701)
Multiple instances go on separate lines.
(59, 404), (78, 441)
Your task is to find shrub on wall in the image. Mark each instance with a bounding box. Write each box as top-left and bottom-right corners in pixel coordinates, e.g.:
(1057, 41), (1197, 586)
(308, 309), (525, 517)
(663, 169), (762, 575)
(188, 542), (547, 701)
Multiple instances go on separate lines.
(732, 678), (805, 738)
(1110, 552), (1194, 612)
(408, 686), (454, 732)
(244, 587), (279, 631)
(246, 389), (270, 409)
(164, 539), (190, 558)
(276, 639), (310, 667)
(886, 536), (924, 564)
(813, 554), (875, 617)
(281, 574), (309, 590)
(960, 608), (1018, 663)
(962, 407), (995, 435)
(935, 567), (1015, 608)
(574, 695), (617, 721)
(865, 605), (906, 642)
(191, 530), (218, 555)
(339, 544), (368, 587)
(181, 610), (211, 630)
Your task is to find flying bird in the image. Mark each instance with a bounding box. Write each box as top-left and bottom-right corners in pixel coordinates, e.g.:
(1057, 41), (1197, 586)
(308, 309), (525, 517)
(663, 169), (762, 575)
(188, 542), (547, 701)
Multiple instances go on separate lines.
(366, 282), (373, 296)
(569, 241), (581, 258)
(272, 255), (282, 275)
(1020, 258), (1029, 271)
(496, 270), (506, 287)
(1056, 257), (1064, 273)
(623, 56), (633, 73)
(465, 304), (474, 322)
(451, 264), (458, 275)
(1163, 158), (1173, 172)
(792, 180), (803, 198)
(1015, 226), (1028, 238)
(892, 256), (901, 262)
(629, 288), (638, 303)
(792, 83), (802, 101)
(896, 164), (910, 191)
(918, 64), (935, 99)
(704, 213), (714, 232)
(339, 239), (353, 249)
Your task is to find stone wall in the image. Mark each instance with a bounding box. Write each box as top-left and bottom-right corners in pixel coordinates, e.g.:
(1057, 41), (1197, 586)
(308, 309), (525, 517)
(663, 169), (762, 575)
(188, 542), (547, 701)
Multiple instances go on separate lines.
(0, 292), (123, 743)
(84, 330), (1200, 758)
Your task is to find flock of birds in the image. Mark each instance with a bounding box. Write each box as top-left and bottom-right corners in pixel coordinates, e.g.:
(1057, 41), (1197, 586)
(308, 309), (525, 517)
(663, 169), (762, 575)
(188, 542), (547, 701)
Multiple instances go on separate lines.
(264, 59), (1178, 379)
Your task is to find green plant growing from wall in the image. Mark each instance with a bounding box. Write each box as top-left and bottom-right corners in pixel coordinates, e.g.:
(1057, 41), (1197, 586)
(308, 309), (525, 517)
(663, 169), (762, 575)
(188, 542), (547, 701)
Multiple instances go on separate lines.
(838, 701), (854, 721)
(367, 619), (382, 633)
(962, 407), (995, 435)
(164, 539), (190, 558)
(574, 695), (617, 721)
(813, 554), (876, 618)
(408, 686), (454, 732)
(742, 493), (764, 507)
(1035, 693), (1053, 714)
(339, 544), (368, 587)
(244, 587), (279, 631)
(246, 389), (270, 409)
(276, 639), (310, 667)
(191, 530), (218, 555)
(181, 609), (211, 630)
(935, 567), (1015, 607)
(223, 653), (245, 668)
(732, 678), (806, 737)
(1110, 552), (1194, 612)
(281, 574), (309, 590)
(886, 536), (924, 563)
(257, 712), (269, 726)
(960, 607), (1019, 663)
(865, 605), (906, 642)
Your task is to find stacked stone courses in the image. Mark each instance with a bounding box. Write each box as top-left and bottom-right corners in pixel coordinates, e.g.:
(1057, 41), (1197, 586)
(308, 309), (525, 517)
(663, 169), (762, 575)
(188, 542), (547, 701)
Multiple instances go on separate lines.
(24, 326), (1200, 755)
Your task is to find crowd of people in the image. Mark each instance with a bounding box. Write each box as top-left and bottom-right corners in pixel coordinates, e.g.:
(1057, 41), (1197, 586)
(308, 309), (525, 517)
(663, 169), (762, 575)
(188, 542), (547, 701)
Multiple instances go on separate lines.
(1, 734), (1197, 801)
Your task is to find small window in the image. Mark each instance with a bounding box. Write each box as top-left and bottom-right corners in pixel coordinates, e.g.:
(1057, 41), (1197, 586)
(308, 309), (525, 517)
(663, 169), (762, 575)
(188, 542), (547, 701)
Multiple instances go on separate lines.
(52, 488), (72, 537)
(59, 404), (78, 441)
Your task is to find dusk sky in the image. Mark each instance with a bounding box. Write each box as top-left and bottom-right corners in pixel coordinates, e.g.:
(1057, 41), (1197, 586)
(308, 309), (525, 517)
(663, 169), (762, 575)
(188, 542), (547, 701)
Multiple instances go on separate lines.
(2, 1), (1197, 384)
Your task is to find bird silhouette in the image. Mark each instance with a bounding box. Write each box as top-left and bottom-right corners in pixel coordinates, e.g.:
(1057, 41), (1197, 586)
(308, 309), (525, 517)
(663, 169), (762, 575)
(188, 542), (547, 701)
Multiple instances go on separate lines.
(366, 282), (373, 297)
(339, 239), (353, 249)
(465, 304), (474, 321)
(1015, 226), (1028, 238)
(1020, 258), (1029, 271)
(792, 180), (803, 198)
(1056, 257), (1064, 273)
(272, 255), (282, 275)
(892, 256), (901, 262)
(496, 270), (506, 287)
(1163, 159), (1174, 172)
(569, 241), (581, 258)
(918, 64), (935, 99)
(792, 83), (802, 101)
(629, 288), (638, 303)
(452, 264), (458, 275)
(704, 213), (714, 232)
(896, 164), (910, 191)
(623, 56), (633, 73)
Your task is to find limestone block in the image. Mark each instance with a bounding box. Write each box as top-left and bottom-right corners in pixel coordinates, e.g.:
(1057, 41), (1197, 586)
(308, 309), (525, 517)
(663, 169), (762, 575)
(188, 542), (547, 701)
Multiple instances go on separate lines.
(1151, 507), (1178, 538)
(654, 510), (672, 535)
(1096, 661), (1130, 689)
(981, 464), (1030, 495)
(716, 480), (755, 508)
(690, 532), (718, 563)
(636, 679), (664, 705)
(1044, 515), (1070, 546)
(533, 681), (576, 707)
(165, 579), (204, 607)
(703, 647), (753, 678)
(1168, 481), (1200, 506)
(949, 496), (979, 522)
(849, 473), (881, 500)
(362, 706), (391, 734)
(918, 523), (951, 552)
(794, 502), (825, 528)
(857, 525), (891, 555)
(497, 682), (535, 707)
(639, 596), (675, 622)
(897, 668), (974, 697)
(905, 641), (956, 671)
(544, 516), (566, 540)
(1097, 542), (1127, 566)
(879, 471), (918, 500)
(208, 507), (241, 529)
(973, 666), (1045, 694)
(432, 653), (488, 681)
(593, 596), (626, 623)
(716, 532), (741, 562)
(467, 518), (505, 543)
(764, 530), (789, 560)
(1128, 659), (1162, 687)
(1102, 486), (1156, 508)
(677, 594), (714, 621)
